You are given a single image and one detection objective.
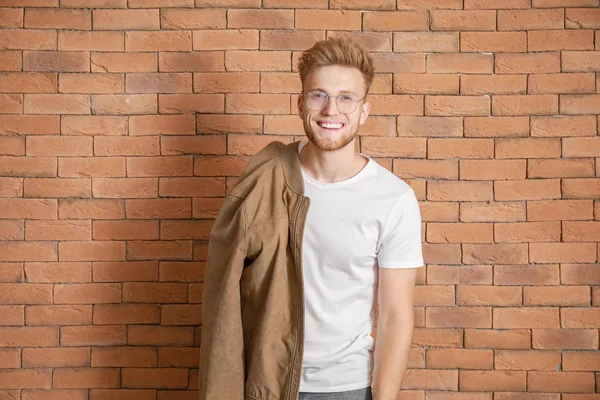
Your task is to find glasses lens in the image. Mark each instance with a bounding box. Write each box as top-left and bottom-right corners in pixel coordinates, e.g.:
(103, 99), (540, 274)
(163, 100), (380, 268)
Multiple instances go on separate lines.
(306, 91), (327, 110)
(336, 95), (358, 114)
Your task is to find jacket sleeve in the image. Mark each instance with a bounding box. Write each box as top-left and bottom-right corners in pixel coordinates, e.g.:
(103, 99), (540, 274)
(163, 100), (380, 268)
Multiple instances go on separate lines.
(198, 194), (248, 399)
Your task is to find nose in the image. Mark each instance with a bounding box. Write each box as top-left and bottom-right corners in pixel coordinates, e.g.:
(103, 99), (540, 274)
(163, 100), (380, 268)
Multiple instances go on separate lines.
(321, 96), (340, 115)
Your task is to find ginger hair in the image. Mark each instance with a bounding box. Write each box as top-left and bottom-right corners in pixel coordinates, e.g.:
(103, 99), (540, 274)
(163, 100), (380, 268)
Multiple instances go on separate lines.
(298, 37), (375, 94)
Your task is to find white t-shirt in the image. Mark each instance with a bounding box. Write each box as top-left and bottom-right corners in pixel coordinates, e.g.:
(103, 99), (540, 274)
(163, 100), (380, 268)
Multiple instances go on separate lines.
(298, 143), (424, 392)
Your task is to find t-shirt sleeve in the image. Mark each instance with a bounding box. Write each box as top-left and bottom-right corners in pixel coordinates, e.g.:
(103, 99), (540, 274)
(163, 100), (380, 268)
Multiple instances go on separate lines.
(377, 189), (424, 269)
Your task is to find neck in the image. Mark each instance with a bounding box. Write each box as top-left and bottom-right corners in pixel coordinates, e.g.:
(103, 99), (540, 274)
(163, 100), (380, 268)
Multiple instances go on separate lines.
(299, 139), (368, 183)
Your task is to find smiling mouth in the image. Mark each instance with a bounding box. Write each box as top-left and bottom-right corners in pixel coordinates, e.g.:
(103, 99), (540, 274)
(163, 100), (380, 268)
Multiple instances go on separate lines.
(317, 121), (344, 130)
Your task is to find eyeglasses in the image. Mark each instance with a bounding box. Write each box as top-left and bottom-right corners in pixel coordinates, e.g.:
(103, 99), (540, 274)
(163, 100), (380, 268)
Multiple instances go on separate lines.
(302, 90), (366, 114)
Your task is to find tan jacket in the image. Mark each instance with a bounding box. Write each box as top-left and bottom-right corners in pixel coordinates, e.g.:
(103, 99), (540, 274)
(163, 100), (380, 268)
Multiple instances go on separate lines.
(199, 141), (310, 400)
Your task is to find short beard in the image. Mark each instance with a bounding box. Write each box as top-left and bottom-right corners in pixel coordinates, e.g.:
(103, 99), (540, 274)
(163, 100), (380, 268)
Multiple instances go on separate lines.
(303, 121), (358, 152)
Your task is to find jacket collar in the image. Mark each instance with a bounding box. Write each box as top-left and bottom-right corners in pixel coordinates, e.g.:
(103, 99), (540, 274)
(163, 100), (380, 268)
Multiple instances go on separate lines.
(281, 141), (305, 195)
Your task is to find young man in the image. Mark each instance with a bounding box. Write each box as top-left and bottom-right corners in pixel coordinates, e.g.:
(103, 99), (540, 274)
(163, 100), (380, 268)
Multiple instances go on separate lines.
(198, 38), (423, 400)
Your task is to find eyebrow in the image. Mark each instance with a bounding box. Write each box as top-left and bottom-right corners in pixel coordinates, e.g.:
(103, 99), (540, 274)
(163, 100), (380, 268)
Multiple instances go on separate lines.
(309, 88), (359, 96)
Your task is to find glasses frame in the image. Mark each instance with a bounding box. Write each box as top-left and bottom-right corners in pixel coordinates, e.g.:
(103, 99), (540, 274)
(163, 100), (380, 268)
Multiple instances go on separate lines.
(301, 90), (367, 114)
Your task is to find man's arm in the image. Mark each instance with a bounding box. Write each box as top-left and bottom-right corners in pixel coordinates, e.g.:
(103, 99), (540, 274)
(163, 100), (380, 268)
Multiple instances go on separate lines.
(371, 267), (419, 400)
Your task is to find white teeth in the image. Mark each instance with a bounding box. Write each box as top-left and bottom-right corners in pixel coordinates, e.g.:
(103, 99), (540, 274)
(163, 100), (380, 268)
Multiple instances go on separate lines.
(320, 123), (343, 129)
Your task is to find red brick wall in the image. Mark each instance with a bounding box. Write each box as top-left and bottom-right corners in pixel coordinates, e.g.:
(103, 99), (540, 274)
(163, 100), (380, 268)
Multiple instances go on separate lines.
(1, 0), (599, 398)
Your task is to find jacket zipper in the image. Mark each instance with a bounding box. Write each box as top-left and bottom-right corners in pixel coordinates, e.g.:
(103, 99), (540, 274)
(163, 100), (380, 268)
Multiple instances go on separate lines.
(287, 196), (307, 400)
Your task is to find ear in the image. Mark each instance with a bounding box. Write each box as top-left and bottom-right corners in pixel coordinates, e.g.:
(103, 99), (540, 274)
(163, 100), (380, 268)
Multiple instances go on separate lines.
(297, 94), (304, 119)
(359, 101), (370, 125)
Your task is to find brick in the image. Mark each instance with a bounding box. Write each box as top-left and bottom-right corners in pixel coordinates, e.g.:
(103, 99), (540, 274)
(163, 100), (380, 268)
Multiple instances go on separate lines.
(422, 243), (461, 264)
(159, 51), (223, 72)
(158, 346), (200, 368)
(194, 72), (258, 93)
(427, 349), (493, 370)
(92, 347), (157, 367)
(53, 368), (119, 389)
(401, 369), (458, 391)
(531, 116), (597, 137)
(0, 51), (22, 71)
(59, 199), (124, 220)
(427, 223), (492, 243)
(528, 200), (593, 221)
(161, 304), (203, 325)
(561, 94), (600, 114)
(0, 326), (57, 347)
(0, 283), (52, 303)
(496, 350), (561, 371)
(125, 198), (190, 219)
(122, 367), (188, 389)
(295, 10), (360, 30)
(430, 10), (496, 31)
(92, 178), (158, 199)
(197, 114), (262, 135)
(61, 0), (126, 6)
(419, 202), (460, 223)
(0, 241), (57, 261)
(528, 372), (595, 393)
(58, 31), (123, 52)
(24, 262), (91, 282)
(394, 32), (458, 53)
(23, 178), (91, 198)
(122, 282), (187, 303)
(427, 265), (492, 285)
(126, 156), (191, 178)
(93, 304), (159, 325)
(160, 261), (205, 282)
(193, 30), (257, 51)
(126, 31), (191, 52)
(496, 138), (561, 159)
(225, 50), (290, 72)
(93, 261), (158, 282)
(463, 243), (528, 265)
(0, 177), (22, 198)
(227, 135), (294, 156)
(393, 160), (457, 180)
(464, 116), (529, 137)
(22, 348), (89, 368)
(462, 32), (526, 53)
(530, 243), (597, 263)
(461, 160), (525, 180)
(59, 74), (123, 94)
(0, 136), (23, 156)
(0, 220), (23, 240)
(367, 94), (423, 116)
(496, 179), (561, 201)
(263, 0), (325, 6)
(493, 95), (558, 116)
(128, 326), (194, 346)
(494, 265), (560, 285)
(93, 9), (159, 30)
(158, 94), (223, 114)
(498, 9), (564, 30)
(25, 8), (90, 29)
(361, 137), (426, 158)
(0, 93), (22, 114)
(0, 369), (51, 389)
(529, 159), (595, 178)
(25, 94), (90, 115)
(530, 73), (595, 95)
(563, 178), (600, 198)
(396, 116), (462, 137)
(126, 73), (191, 94)
(92, 53), (157, 73)
(562, 51), (600, 72)
(426, 96), (490, 116)
(363, 11), (428, 31)
(562, 264), (600, 285)
(25, 220), (91, 241)
(429, 138), (494, 159)
(428, 181), (492, 202)
(529, 30), (595, 51)
(26, 305), (91, 326)
(160, 220), (212, 240)
(0, 7), (22, 29)
(127, 241), (193, 261)
(412, 328), (463, 348)
(460, 75), (526, 96)
(533, 329), (598, 350)
(227, 9), (293, 29)
(0, 29), (56, 51)
(326, 31), (392, 53)
(54, 283), (120, 304)
(0, 198), (56, 219)
(261, 72), (301, 94)
(0, 305), (23, 326)
(524, 286), (590, 306)
(225, 94), (289, 115)
(394, 74), (458, 95)
(494, 308), (559, 329)
(495, 221), (561, 243)
(91, 95), (157, 115)
(460, 371), (526, 392)
(88, 390), (155, 400)
(465, 329), (530, 350)
(372, 53), (426, 73)
(59, 157), (125, 178)
(129, 0), (193, 5)
(58, 241), (126, 262)
(162, 136), (226, 156)
(533, 0), (598, 5)
(428, 54), (493, 74)
(24, 51), (88, 72)
(330, 0), (394, 7)
(260, 30), (325, 51)
(495, 53), (560, 74)
(161, 9), (224, 29)
(457, 285), (522, 306)
(562, 308), (600, 328)
(426, 307), (491, 328)
(563, 352), (600, 371)
(92, 220), (158, 241)
(465, 0), (530, 7)
(0, 264), (24, 283)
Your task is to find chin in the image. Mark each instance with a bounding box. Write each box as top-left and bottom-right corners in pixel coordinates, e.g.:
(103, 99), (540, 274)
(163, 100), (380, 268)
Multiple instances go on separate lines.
(306, 129), (357, 152)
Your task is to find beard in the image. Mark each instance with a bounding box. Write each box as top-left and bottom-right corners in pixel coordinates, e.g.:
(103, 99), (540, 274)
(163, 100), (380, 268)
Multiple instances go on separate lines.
(303, 119), (359, 152)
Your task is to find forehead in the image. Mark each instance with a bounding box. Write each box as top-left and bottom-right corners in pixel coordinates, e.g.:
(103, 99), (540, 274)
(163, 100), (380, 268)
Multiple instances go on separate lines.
(303, 65), (366, 94)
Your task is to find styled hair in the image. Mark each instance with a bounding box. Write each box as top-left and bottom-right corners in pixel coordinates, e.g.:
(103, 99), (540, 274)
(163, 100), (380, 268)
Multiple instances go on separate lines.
(298, 37), (375, 94)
